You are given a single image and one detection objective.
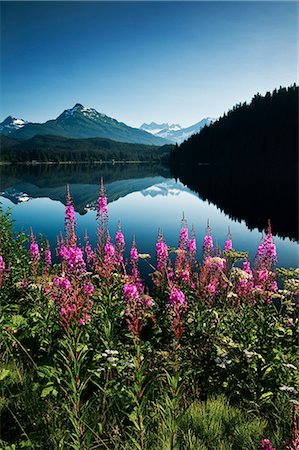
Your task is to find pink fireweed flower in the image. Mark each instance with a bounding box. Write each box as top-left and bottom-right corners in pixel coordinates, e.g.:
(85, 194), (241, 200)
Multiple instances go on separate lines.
(260, 438), (276, 450)
(97, 177), (109, 256)
(156, 230), (169, 273)
(123, 282), (152, 340)
(181, 270), (190, 283)
(206, 283), (217, 295)
(178, 214), (189, 252)
(203, 221), (213, 258)
(0, 255), (5, 271)
(44, 241), (52, 268)
(255, 221), (277, 271)
(0, 255), (5, 288)
(97, 177), (108, 217)
(30, 229), (40, 263)
(82, 283), (94, 295)
(242, 260), (253, 275)
(224, 227), (233, 251)
(188, 237), (196, 255)
(130, 241), (138, 263)
(65, 187), (77, 247)
(224, 239), (232, 251)
(84, 232), (94, 265)
(59, 245), (86, 275)
(169, 287), (186, 308)
(168, 286), (187, 343)
(30, 243), (40, 262)
(103, 237), (117, 269)
(115, 222), (125, 263)
(124, 283), (140, 303)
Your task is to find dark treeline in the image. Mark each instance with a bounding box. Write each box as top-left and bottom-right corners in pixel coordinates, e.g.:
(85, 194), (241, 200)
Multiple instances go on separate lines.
(170, 84), (298, 167)
(0, 134), (173, 163)
(170, 85), (298, 240)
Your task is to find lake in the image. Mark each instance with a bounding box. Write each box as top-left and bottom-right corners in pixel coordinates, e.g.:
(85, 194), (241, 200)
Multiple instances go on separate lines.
(0, 163), (298, 279)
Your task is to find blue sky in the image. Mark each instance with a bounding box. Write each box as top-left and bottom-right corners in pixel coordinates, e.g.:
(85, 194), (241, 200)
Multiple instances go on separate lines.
(1, 1), (297, 127)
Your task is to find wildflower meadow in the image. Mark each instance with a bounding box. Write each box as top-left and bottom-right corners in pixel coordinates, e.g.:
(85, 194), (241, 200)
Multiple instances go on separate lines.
(0, 180), (298, 450)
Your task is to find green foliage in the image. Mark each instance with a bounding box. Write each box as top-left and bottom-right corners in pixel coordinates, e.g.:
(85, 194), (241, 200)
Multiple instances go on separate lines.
(179, 395), (266, 449)
(0, 209), (298, 449)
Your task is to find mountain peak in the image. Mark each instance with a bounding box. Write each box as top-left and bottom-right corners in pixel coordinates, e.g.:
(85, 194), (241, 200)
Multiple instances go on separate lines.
(0, 116), (27, 134)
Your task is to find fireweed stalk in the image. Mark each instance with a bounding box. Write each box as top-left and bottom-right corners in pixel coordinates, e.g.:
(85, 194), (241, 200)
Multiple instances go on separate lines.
(175, 215), (190, 283)
(130, 238), (143, 294)
(97, 177), (108, 258)
(49, 190), (94, 449)
(203, 220), (214, 259)
(29, 228), (40, 277)
(168, 286), (187, 348)
(123, 281), (153, 450)
(115, 221), (125, 266)
(254, 221), (278, 301)
(153, 229), (169, 288)
(0, 255), (5, 288)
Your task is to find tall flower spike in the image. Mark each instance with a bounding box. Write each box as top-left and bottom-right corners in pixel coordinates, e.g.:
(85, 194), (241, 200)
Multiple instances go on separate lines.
(84, 231), (94, 265)
(156, 228), (168, 273)
(30, 228), (40, 263)
(203, 220), (213, 259)
(44, 241), (52, 267)
(115, 221), (125, 264)
(97, 177), (108, 256)
(255, 220), (277, 271)
(168, 286), (187, 344)
(179, 212), (189, 251)
(224, 227), (233, 251)
(65, 186), (77, 247)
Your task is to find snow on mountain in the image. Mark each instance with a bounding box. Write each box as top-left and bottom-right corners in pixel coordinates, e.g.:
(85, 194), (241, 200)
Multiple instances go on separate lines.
(0, 116), (28, 135)
(4, 104), (169, 145)
(140, 118), (216, 144)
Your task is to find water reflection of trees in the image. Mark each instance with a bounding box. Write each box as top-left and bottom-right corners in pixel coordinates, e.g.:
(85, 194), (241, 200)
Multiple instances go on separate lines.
(171, 164), (298, 241)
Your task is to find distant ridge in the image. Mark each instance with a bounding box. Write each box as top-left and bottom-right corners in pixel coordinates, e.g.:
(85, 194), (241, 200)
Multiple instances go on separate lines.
(140, 118), (215, 144)
(0, 104), (169, 146)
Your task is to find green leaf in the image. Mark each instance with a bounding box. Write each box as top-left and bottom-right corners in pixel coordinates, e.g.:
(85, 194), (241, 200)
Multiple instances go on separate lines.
(0, 369), (10, 381)
(41, 385), (53, 398)
(260, 391), (273, 401)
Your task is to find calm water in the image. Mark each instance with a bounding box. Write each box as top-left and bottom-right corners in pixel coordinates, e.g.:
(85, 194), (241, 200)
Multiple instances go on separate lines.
(0, 164), (298, 275)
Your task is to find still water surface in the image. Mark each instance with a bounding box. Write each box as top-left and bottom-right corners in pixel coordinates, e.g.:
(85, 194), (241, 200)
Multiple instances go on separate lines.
(0, 164), (298, 273)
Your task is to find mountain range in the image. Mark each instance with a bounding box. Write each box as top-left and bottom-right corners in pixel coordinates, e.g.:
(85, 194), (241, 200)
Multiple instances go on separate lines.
(140, 118), (215, 144)
(0, 104), (167, 146)
(0, 104), (214, 146)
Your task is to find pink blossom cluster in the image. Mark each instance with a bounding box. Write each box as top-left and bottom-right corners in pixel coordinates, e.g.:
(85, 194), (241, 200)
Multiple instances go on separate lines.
(59, 245), (86, 275)
(0, 255), (5, 271)
(202, 222), (214, 259)
(44, 241), (52, 268)
(130, 243), (138, 263)
(256, 224), (277, 271)
(123, 282), (152, 339)
(51, 276), (93, 328)
(168, 286), (187, 342)
(156, 240), (168, 272)
(115, 223), (125, 263)
(260, 438), (276, 450)
(84, 234), (94, 265)
(30, 242), (40, 262)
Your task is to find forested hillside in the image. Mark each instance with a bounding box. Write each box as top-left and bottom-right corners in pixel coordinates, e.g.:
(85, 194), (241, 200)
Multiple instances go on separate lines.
(0, 134), (172, 163)
(170, 85), (298, 167)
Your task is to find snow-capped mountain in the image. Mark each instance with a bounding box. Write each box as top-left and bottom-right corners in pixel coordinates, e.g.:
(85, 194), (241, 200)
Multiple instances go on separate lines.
(1, 104), (169, 146)
(0, 116), (28, 135)
(140, 122), (182, 135)
(140, 118), (216, 144)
